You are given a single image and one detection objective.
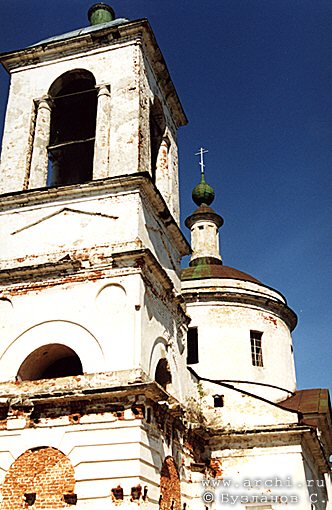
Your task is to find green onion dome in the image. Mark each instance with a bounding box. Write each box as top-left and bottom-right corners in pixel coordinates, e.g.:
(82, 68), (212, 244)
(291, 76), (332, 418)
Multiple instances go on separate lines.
(88, 3), (115, 25)
(192, 172), (215, 206)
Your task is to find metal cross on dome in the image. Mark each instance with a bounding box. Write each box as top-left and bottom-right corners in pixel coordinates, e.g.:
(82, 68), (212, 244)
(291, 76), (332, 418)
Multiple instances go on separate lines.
(195, 147), (208, 174)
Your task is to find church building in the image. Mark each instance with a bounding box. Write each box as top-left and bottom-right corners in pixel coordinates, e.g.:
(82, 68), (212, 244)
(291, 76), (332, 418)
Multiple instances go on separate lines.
(0, 4), (330, 509)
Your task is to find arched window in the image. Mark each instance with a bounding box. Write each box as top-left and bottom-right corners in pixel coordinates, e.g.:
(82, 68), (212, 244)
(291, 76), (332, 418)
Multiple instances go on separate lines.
(47, 69), (97, 187)
(150, 96), (166, 182)
(17, 344), (83, 381)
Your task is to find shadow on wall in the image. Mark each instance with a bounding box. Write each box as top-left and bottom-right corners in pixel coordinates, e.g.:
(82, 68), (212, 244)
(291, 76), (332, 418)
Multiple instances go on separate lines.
(303, 461), (328, 510)
(144, 289), (175, 337)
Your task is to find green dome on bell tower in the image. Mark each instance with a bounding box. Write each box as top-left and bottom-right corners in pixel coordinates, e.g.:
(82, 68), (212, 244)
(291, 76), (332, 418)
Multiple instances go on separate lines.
(192, 172), (215, 206)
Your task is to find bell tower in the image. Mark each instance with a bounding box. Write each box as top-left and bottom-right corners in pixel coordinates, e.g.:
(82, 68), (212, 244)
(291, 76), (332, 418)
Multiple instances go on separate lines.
(0, 6), (195, 508)
(0, 3), (191, 389)
(0, 3), (186, 222)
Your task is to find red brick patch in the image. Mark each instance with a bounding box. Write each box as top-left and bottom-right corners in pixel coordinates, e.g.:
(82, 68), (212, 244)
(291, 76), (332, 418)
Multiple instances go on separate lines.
(160, 457), (181, 510)
(1, 446), (75, 509)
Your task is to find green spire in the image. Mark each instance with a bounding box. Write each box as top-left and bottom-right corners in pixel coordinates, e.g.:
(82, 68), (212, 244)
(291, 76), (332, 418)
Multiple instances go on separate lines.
(192, 147), (215, 206)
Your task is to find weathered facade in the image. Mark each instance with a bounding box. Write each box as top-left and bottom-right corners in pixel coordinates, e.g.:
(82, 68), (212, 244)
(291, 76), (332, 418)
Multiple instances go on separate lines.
(182, 175), (332, 509)
(0, 4), (331, 510)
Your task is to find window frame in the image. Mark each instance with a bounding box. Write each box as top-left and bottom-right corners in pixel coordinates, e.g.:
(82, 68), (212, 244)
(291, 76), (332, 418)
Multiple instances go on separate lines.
(250, 330), (264, 367)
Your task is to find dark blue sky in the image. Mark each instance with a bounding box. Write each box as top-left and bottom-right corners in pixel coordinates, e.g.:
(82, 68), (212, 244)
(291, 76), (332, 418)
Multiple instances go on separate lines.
(0, 1), (331, 394)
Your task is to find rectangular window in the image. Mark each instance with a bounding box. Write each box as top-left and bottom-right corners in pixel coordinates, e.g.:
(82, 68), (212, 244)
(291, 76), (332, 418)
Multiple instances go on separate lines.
(250, 330), (263, 367)
(187, 327), (198, 365)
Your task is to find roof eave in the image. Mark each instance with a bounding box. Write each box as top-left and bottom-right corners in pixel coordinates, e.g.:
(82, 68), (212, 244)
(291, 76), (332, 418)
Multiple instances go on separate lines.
(0, 18), (187, 129)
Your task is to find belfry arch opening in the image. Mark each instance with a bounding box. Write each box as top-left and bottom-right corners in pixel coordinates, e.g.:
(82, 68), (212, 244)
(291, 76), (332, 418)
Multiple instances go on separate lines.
(17, 344), (83, 381)
(47, 69), (97, 187)
(155, 358), (172, 389)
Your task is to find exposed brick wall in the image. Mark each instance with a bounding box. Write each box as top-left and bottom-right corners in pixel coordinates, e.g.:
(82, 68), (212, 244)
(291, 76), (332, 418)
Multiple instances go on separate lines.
(209, 458), (223, 478)
(1, 446), (75, 509)
(160, 456), (181, 510)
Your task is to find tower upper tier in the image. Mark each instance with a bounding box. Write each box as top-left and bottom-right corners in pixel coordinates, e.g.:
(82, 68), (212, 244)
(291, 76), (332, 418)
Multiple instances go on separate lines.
(0, 8), (187, 223)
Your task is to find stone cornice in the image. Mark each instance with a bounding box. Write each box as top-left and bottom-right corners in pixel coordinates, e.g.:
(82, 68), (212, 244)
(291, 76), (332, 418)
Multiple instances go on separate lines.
(0, 19), (187, 129)
(206, 425), (330, 473)
(0, 369), (168, 407)
(0, 247), (189, 325)
(0, 248), (171, 293)
(181, 287), (297, 331)
(185, 206), (224, 229)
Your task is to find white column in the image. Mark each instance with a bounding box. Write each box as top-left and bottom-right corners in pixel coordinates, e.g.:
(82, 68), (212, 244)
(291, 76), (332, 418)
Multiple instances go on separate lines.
(93, 84), (111, 179)
(29, 97), (52, 189)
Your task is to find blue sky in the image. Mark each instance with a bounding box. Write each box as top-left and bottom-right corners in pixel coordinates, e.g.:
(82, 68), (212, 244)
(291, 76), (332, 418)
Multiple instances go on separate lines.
(0, 1), (331, 395)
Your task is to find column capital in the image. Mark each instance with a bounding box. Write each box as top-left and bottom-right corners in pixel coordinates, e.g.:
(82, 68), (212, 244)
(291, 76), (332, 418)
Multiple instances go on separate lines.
(36, 95), (53, 110)
(96, 84), (111, 97)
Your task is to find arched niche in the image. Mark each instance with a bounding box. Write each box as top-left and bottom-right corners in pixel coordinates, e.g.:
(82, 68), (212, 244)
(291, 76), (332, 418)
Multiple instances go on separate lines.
(17, 343), (83, 381)
(149, 339), (180, 397)
(148, 337), (168, 377)
(96, 283), (127, 313)
(47, 68), (97, 187)
(1, 446), (76, 509)
(0, 320), (105, 383)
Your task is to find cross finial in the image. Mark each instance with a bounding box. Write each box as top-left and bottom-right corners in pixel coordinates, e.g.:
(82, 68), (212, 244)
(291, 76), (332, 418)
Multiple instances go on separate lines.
(195, 147), (208, 175)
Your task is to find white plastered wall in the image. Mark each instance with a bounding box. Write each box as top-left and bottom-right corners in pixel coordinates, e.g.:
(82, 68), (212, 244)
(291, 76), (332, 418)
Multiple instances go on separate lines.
(0, 187), (183, 287)
(209, 444), (326, 510)
(190, 219), (221, 262)
(0, 417), (165, 509)
(183, 278), (296, 402)
(0, 274), (140, 381)
(138, 45), (180, 222)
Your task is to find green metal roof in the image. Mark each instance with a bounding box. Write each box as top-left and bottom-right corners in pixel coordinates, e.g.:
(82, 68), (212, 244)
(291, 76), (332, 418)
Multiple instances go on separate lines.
(181, 262), (261, 283)
(28, 18), (129, 48)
